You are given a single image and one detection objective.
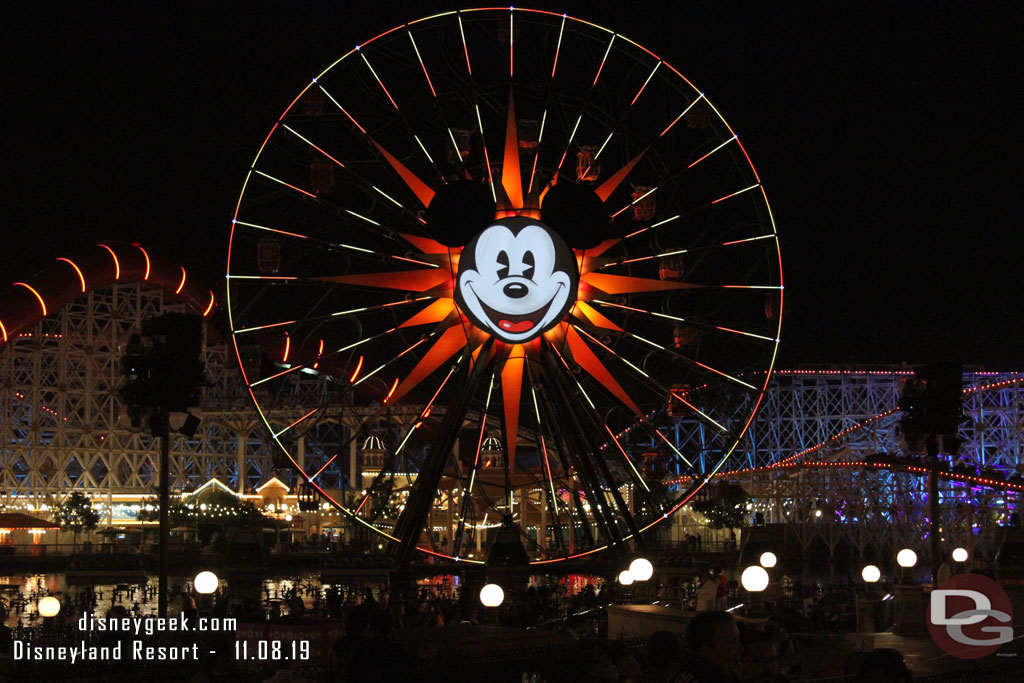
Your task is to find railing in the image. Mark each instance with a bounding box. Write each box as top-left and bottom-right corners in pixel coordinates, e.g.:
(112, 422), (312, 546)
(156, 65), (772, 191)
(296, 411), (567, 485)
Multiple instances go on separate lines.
(0, 542), (203, 557)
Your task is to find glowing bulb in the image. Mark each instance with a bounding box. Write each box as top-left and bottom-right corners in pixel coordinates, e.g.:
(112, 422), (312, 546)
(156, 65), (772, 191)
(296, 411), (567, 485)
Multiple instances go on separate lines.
(896, 549), (917, 568)
(618, 570), (634, 586)
(479, 583), (504, 607)
(194, 570), (219, 594)
(38, 596), (61, 617)
(759, 552), (777, 568)
(629, 557), (654, 582)
(861, 565), (881, 583)
(741, 566), (769, 592)
(952, 547), (968, 563)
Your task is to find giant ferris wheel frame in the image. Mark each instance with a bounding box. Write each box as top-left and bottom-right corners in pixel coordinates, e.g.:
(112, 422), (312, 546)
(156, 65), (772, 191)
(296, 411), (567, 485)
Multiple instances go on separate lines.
(225, 8), (783, 565)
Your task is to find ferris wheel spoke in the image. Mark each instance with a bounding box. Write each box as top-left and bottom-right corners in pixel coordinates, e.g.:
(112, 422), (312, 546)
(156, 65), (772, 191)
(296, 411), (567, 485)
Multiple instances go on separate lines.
(452, 372), (496, 557)
(597, 233), (779, 270)
(533, 379), (599, 551)
(405, 29), (473, 177)
(546, 343), (649, 497)
(602, 325), (760, 393)
(579, 272), (703, 295)
(279, 123), (431, 223)
(552, 31), (616, 178)
(711, 183), (762, 205)
(232, 219), (438, 268)
(569, 324), (732, 439)
(589, 298), (779, 344)
(249, 162), (422, 240)
(524, 368), (565, 541)
(315, 268), (450, 292)
(248, 324), (406, 388)
(315, 84), (438, 209)
(350, 334), (432, 389)
(232, 296), (432, 335)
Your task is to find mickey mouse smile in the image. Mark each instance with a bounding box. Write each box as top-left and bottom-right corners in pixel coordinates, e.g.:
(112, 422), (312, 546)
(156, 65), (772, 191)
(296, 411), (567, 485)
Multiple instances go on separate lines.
(455, 218), (578, 344)
(471, 281), (568, 334)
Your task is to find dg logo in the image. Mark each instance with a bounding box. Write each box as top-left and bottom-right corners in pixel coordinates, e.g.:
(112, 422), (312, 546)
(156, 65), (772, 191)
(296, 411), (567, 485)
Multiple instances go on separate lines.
(927, 573), (1014, 659)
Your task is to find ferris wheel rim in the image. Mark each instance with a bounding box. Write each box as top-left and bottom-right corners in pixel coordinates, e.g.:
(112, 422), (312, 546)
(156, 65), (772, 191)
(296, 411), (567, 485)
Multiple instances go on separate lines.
(225, 6), (783, 565)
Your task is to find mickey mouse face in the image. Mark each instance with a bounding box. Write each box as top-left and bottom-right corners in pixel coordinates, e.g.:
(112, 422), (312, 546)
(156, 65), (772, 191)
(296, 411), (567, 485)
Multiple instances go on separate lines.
(455, 217), (578, 344)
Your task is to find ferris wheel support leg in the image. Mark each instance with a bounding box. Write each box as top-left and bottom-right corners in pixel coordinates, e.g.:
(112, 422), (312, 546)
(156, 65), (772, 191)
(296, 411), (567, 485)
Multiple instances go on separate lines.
(391, 357), (484, 565)
(541, 351), (640, 555)
(535, 378), (598, 551)
(154, 410), (170, 619)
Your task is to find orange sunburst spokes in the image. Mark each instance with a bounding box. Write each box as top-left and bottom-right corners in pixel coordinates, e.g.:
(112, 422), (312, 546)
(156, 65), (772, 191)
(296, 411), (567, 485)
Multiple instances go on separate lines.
(579, 272), (701, 296)
(389, 323), (471, 406)
(571, 300), (622, 331)
(501, 343), (527, 470)
(399, 233), (451, 254)
(595, 146), (650, 203)
(501, 88), (524, 210)
(399, 298), (457, 327)
(369, 138), (435, 208)
(564, 326), (642, 416)
(318, 269), (450, 292)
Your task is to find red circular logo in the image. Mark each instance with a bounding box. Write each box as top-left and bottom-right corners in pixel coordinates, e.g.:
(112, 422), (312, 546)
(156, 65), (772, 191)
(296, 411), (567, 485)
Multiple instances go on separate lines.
(927, 573), (1013, 659)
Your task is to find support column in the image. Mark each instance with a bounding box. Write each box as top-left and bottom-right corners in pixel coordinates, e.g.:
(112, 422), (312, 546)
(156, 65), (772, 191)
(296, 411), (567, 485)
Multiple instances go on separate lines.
(447, 488), (456, 555)
(297, 436), (305, 476)
(236, 431), (247, 494)
(539, 489), (548, 551)
(349, 439), (358, 500)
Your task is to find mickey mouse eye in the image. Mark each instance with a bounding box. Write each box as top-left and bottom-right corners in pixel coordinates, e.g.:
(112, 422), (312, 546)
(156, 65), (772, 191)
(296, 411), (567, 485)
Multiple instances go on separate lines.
(496, 250), (510, 279)
(523, 250), (535, 280)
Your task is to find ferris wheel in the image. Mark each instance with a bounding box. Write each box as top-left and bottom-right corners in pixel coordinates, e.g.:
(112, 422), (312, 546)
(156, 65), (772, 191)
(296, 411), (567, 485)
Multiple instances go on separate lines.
(226, 8), (782, 565)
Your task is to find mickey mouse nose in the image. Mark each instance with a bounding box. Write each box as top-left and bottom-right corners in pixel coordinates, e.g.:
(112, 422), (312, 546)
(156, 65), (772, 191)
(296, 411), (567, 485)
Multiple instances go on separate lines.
(503, 283), (528, 299)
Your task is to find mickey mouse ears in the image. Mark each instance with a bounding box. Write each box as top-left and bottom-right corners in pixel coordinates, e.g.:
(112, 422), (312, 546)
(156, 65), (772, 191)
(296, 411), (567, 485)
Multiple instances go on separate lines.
(423, 178), (613, 251)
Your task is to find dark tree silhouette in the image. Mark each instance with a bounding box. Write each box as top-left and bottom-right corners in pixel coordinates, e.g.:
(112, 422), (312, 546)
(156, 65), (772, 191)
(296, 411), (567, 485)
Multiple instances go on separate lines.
(53, 491), (101, 551)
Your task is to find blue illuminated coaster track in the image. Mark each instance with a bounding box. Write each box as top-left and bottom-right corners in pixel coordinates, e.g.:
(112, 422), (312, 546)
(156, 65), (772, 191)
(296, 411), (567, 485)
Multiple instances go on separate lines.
(225, 8), (783, 565)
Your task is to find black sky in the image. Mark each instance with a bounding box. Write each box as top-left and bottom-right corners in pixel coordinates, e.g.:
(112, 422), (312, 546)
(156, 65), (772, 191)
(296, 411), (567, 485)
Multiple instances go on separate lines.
(3, 2), (1022, 368)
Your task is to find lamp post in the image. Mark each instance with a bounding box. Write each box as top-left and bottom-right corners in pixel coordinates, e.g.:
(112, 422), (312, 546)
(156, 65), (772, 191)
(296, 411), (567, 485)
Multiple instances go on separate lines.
(194, 570), (219, 614)
(38, 596), (61, 618)
(740, 565), (768, 616)
(951, 547), (968, 563)
(740, 566), (769, 593)
(896, 548), (917, 585)
(759, 551), (777, 568)
(479, 582), (504, 624)
(479, 583), (504, 607)
(629, 557), (654, 582)
(858, 565), (882, 632)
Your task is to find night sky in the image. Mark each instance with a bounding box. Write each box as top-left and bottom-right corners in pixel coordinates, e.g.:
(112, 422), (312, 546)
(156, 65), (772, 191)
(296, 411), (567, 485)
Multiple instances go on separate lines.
(3, 2), (1021, 368)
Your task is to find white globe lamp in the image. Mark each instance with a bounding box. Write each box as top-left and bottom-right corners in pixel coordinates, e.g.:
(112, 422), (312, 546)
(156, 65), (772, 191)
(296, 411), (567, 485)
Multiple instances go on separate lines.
(618, 569), (635, 586)
(194, 570), (219, 595)
(861, 564), (881, 583)
(479, 583), (504, 607)
(741, 566), (769, 592)
(629, 557), (654, 582)
(896, 548), (918, 568)
(952, 547), (968, 563)
(38, 596), (61, 617)
(759, 551), (777, 568)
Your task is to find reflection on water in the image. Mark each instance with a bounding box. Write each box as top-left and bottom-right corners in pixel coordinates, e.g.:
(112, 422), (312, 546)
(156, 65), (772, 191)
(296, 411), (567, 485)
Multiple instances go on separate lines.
(0, 571), (392, 627)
